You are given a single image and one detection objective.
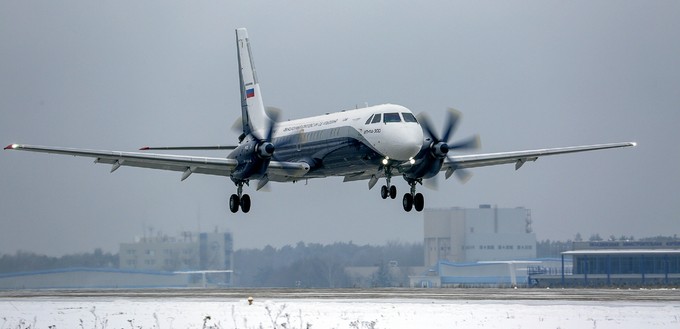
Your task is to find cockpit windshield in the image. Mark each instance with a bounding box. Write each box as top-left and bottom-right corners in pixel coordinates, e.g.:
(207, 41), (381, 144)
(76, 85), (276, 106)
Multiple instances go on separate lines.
(402, 112), (418, 123)
(366, 112), (418, 125)
(383, 113), (401, 123)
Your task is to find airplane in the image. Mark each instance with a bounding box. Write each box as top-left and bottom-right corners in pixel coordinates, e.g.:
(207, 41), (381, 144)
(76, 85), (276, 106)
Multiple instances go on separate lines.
(4, 28), (635, 213)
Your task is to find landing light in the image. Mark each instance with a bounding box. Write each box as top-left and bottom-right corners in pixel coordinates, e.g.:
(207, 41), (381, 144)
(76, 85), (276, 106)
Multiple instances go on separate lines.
(381, 157), (389, 165)
(409, 157), (415, 165)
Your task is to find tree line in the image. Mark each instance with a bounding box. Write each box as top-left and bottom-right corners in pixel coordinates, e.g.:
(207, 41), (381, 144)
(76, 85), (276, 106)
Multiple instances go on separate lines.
(536, 234), (680, 258)
(0, 248), (118, 273)
(233, 241), (423, 288)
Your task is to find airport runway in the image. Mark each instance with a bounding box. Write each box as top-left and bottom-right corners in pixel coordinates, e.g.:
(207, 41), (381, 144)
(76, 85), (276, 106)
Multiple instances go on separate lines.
(2, 287), (678, 301)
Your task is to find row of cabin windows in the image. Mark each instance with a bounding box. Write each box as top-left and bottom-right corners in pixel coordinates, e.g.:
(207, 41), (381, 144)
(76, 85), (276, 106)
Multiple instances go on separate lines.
(365, 112), (418, 125)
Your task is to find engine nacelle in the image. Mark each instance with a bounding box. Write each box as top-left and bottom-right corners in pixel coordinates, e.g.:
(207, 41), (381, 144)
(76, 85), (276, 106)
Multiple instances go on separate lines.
(430, 142), (449, 158)
(256, 142), (275, 158)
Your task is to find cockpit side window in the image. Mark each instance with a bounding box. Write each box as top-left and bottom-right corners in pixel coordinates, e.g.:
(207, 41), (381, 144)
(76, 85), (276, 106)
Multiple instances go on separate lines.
(371, 113), (382, 124)
(365, 114), (374, 125)
(383, 113), (401, 123)
(402, 112), (418, 123)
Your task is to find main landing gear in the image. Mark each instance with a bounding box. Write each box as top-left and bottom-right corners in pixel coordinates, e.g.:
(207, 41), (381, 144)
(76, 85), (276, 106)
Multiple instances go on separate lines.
(402, 180), (424, 212)
(229, 181), (251, 213)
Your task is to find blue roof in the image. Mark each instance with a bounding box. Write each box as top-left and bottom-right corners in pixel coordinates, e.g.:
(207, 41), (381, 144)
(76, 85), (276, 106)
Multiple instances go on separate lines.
(0, 267), (178, 279)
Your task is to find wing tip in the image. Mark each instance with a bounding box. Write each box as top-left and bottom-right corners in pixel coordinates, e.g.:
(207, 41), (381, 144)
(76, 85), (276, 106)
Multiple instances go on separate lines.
(4, 144), (18, 150)
(139, 146), (150, 151)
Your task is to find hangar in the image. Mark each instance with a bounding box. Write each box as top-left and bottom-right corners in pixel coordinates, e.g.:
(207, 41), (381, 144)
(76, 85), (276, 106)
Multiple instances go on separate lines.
(530, 241), (680, 287)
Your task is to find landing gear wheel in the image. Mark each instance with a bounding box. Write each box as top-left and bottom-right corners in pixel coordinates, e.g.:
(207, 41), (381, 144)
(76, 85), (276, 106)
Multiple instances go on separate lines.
(402, 193), (414, 212)
(229, 194), (240, 213)
(240, 194), (251, 213)
(389, 185), (397, 199)
(380, 185), (389, 199)
(414, 193), (424, 212)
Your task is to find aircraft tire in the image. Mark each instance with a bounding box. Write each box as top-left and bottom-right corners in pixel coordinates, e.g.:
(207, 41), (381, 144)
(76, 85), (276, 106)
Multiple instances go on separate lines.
(414, 193), (424, 212)
(389, 185), (397, 199)
(402, 193), (413, 212)
(380, 185), (389, 199)
(229, 194), (240, 213)
(240, 194), (251, 213)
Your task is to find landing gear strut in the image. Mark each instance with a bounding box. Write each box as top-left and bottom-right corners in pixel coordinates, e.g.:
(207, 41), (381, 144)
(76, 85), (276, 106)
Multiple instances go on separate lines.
(379, 166), (397, 200)
(402, 179), (424, 212)
(229, 181), (251, 213)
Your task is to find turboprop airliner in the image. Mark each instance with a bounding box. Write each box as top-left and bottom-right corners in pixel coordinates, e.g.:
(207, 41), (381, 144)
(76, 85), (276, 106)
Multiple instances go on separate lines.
(5, 28), (635, 213)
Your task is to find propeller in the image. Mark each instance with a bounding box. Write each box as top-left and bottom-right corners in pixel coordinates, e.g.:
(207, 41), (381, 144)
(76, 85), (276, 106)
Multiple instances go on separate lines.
(251, 107), (306, 190)
(251, 107), (280, 159)
(417, 108), (480, 186)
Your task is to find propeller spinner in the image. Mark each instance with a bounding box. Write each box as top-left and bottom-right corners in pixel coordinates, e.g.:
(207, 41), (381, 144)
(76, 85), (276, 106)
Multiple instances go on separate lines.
(417, 108), (481, 184)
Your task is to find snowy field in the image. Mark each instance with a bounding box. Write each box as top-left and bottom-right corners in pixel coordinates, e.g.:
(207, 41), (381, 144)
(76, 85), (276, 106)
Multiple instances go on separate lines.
(1, 294), (679, 329)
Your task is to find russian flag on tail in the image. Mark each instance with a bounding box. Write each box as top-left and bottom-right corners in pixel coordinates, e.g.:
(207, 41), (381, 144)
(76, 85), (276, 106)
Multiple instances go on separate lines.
(246, 88), (255, 98)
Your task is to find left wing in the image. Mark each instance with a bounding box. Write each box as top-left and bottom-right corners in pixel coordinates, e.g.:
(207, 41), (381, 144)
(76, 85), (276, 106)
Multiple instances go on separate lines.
(443, 142), (636, 177)
(5, 144), (238, 180)
(4, 144), (309, 181)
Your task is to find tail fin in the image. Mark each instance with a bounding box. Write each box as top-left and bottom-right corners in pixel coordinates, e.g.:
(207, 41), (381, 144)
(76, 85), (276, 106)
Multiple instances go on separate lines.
(236, 28), (269, 137)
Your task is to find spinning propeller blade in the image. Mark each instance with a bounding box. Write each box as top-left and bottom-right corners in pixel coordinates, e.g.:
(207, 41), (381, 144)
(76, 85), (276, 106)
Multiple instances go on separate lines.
(418, 108), (481, 183)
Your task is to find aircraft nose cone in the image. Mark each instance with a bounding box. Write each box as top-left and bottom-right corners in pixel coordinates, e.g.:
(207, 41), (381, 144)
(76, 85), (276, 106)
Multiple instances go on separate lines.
(382, 123), (423, 161)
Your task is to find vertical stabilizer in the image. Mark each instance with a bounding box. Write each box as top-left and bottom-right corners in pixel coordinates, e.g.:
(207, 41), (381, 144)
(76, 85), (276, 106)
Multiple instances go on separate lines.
(236, 28), (269, 137)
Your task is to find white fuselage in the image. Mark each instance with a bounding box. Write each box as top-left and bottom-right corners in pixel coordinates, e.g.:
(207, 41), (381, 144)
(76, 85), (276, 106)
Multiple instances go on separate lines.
(247, 103), (423, 179)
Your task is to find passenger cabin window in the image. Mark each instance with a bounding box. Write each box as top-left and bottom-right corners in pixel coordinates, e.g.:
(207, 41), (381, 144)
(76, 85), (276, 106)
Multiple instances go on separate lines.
(371, 113), (382, 124)
(383, 113), (401, 123)
(402, 112), (418, 123)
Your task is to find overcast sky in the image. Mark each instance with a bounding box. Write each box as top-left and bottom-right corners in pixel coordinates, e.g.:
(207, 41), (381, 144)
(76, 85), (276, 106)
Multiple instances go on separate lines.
(1, 1), (678, 256)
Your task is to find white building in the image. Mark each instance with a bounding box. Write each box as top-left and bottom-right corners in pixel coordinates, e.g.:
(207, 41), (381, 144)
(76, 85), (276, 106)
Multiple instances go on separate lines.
(424, 205), (536, 267)
(119, 232), (233, 273)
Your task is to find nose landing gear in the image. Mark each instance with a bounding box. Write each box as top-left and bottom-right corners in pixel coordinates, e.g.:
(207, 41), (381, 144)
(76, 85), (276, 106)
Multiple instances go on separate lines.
(380, 184), (397, 199)
(379, 166), (398, 200)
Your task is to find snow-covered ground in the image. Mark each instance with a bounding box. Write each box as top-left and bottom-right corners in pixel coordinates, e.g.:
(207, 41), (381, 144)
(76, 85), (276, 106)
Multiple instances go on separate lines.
(1, 297), (678, 329)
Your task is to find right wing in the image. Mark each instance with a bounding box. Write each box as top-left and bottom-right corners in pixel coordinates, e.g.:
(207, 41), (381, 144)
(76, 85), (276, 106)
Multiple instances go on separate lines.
(444, 142), (636, 175)
(342, 142), (636, 186)
(4, 144), (309, 181)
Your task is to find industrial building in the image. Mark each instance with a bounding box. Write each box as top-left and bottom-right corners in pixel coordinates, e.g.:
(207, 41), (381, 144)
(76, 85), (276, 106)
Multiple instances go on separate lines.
(413, 205), (542, 287)
(119, 231), (233, 273)
(424, 205), (536, 266)
(530, 240), (680, 287)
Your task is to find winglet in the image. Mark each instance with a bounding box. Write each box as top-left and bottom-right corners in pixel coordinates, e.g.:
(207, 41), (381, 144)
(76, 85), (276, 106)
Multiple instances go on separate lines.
(4, 144), (18, 150)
